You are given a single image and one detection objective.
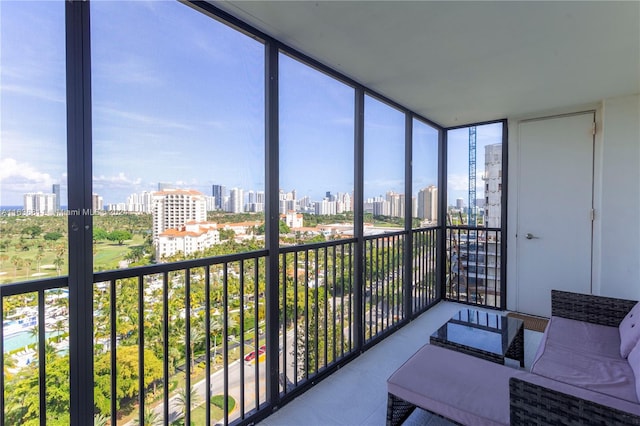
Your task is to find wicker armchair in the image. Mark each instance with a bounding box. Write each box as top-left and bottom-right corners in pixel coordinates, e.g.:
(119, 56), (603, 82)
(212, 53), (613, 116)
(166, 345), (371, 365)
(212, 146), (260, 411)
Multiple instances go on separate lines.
(387, 290), (640, 426)
(509, 290), (640, 425)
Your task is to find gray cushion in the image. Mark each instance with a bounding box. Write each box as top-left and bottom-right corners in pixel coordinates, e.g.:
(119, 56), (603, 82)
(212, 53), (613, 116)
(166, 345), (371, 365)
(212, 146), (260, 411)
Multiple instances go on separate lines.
(620, 302), (640, 358)
(531, 316), (637, 402)
(388, 344), (530, 425)
(533, 316), (622, 361)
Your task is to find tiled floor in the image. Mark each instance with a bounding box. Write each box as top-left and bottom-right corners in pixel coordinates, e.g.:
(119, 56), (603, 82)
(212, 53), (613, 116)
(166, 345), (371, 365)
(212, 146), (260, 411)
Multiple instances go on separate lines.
(258, 301), (544, 425)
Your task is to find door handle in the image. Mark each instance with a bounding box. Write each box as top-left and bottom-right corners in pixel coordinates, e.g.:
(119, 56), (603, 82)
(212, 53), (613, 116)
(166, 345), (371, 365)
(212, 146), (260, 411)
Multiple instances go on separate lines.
(525, 233), (539, 240)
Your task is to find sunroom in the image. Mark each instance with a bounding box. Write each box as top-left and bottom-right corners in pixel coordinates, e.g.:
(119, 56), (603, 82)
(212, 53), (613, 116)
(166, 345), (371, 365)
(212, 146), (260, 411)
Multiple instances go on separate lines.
(0, 1), (638, 425)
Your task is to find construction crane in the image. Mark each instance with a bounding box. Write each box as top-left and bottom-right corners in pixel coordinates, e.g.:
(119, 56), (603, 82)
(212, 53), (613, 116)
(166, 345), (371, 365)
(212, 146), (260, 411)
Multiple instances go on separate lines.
(468, 126), (477, 227)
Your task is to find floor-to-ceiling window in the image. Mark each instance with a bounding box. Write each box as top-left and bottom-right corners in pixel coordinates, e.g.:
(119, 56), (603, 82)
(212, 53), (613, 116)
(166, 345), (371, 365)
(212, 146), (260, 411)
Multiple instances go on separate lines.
(411, 119), (440, 310)
(90, 2), (265, 423)
(446, 122), (504, 307)
(0, 2), (70, 423)
(279, 54), (355, 243)
(278, 52), (356, 386)
(363, 95), (406, 341)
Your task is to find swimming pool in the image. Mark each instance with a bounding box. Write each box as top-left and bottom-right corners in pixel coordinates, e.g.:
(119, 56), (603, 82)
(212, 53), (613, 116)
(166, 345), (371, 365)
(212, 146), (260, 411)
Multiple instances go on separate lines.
(4, 330), (57, 353)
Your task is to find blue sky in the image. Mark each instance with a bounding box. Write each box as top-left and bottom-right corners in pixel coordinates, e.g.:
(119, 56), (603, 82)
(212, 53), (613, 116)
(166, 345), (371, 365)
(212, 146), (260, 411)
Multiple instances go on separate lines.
(1, 1), (499, 208)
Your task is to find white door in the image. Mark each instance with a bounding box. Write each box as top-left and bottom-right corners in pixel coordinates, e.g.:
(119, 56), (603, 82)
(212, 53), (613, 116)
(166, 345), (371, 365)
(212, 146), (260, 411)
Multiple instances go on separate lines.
(516, 112), (595, 317)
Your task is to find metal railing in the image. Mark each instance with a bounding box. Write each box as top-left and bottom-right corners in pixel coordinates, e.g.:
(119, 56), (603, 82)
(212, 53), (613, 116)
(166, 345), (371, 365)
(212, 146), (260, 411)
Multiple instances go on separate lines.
(411, 227), (438, 313)
(0, 277), (70, 426)
(363, 232), (406, 343)
(0, 227), (456, 425)
(279, 239), (356, 395)
(92, 251), (269, 426)
(445, 226), (502, 308)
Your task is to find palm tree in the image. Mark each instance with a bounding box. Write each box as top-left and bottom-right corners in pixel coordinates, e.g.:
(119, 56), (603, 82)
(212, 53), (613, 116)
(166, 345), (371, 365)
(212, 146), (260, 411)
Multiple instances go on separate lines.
(174, 386), (201, 420)
(133, 407), (161, 426)
(93, 413), (109, 426)
(23, 258), (33, 277)
(11, 256), (22, 278)
(0, 253), (8, 269)
(188, 320), (205, 371)
(210, 314), (224, 359)
(35, 250), (44, 273)
(53, 255), (64, 276)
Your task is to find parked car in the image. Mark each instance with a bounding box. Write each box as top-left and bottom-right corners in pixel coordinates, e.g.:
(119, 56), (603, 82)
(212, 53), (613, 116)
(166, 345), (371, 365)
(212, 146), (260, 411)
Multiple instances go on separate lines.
(244, 345), (266, 363)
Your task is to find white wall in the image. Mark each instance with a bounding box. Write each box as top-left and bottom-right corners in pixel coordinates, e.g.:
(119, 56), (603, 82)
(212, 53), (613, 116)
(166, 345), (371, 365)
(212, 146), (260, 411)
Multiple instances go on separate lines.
(507, 94), (640, 311)
(595, 94), (640, 300)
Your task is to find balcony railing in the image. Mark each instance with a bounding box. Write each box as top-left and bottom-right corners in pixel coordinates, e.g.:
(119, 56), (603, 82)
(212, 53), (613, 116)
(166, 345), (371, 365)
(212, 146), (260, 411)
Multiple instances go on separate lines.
(0, 226), (499, 425)
(445, 226), (503, 308)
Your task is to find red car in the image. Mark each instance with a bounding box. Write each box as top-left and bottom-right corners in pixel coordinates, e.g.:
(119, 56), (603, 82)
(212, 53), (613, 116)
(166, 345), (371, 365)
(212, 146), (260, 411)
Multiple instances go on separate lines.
(244, 345), (266, 363)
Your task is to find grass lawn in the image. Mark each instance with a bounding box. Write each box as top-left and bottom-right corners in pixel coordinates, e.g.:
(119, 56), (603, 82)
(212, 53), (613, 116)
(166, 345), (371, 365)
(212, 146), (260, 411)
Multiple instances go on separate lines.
(191, 395), (235, 425)
(93, 235), (146, 270)
(0, 235), (146, 283)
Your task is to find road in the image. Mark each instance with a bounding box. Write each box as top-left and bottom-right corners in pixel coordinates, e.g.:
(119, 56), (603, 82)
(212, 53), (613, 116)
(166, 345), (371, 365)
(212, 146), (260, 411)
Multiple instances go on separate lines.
(124, 331), (296, 425)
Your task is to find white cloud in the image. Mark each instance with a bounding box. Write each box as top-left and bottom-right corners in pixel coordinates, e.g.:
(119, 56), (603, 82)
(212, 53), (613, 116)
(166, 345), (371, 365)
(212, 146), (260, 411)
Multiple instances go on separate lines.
(92, 172), (142, 189)
(95, 105), (192, 131)
(0, 158), (54, 189)
(447, 173), (469, 191)
(0, 83), (65, 104)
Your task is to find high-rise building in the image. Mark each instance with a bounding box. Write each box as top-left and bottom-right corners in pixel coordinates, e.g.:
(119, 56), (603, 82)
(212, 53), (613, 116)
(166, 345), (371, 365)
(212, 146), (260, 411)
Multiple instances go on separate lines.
(315, 198), (337, 215)
(417, 185), (438, 222)
(152, 189), (207, 239)
(52, 184), (61, 211)
(484, 143), (502, 228)
(23, 192), (56, 216)
(212, 184), (226, 210)
(245, 190), (265, 213)
(228, 188), (244, 213)
(386, 191), (404, 218)
(92, 193), (104, 212)
(125, 191), (154, 213)
(158, 182), (174, 191)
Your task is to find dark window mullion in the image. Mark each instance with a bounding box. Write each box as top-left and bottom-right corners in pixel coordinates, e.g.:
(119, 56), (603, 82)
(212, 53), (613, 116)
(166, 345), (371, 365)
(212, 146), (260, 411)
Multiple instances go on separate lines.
(65, 2), (94, 424)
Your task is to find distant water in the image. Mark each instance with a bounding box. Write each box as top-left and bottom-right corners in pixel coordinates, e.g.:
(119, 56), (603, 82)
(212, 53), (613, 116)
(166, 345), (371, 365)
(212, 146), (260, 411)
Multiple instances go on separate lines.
(0, 206), (68, 214)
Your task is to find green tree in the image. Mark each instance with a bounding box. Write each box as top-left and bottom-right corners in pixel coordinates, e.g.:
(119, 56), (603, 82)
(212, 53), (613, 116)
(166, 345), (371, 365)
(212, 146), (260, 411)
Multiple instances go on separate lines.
(279, 220), (291, 234)
(93, 227), (109, 242)
(218, 228), (235, 241)
(53, 255), (64, 276)
(93, 346), (163, 415)
(35, 250), (44, 273)
(4, 351), (70, 425)
(174, 386), (201, 420)
(126, 245), (145, 263)
(94, 413), (109, 426)
(107, 230), (132, 245)
(22, 225), (43, 239)
(133, 407), (162, 426)
(23, 258), (33, 277)
(254, 220), (290, 235)
(44, 231), (63, 241)
(11, 256), (22, 278)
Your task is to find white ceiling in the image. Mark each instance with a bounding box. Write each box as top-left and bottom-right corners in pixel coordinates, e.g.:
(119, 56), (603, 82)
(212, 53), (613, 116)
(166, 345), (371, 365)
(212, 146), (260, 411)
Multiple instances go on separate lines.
(211, 0), (639, 127)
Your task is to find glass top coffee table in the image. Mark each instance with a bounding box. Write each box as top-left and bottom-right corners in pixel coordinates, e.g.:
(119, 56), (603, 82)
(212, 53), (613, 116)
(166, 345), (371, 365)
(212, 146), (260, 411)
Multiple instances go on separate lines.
(430, 309), (525, 367)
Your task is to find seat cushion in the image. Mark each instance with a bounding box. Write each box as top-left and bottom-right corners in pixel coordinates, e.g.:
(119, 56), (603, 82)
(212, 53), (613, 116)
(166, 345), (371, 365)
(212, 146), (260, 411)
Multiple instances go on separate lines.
(620, 301), (640, 358)
(533, 316), (622, 361)
(388, 344), (531, 425)
(532, 316), (638, 402)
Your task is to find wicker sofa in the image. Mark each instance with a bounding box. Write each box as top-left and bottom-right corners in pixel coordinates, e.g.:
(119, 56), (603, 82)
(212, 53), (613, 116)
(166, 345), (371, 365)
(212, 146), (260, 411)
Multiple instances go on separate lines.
(387, 290), (640, 425)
